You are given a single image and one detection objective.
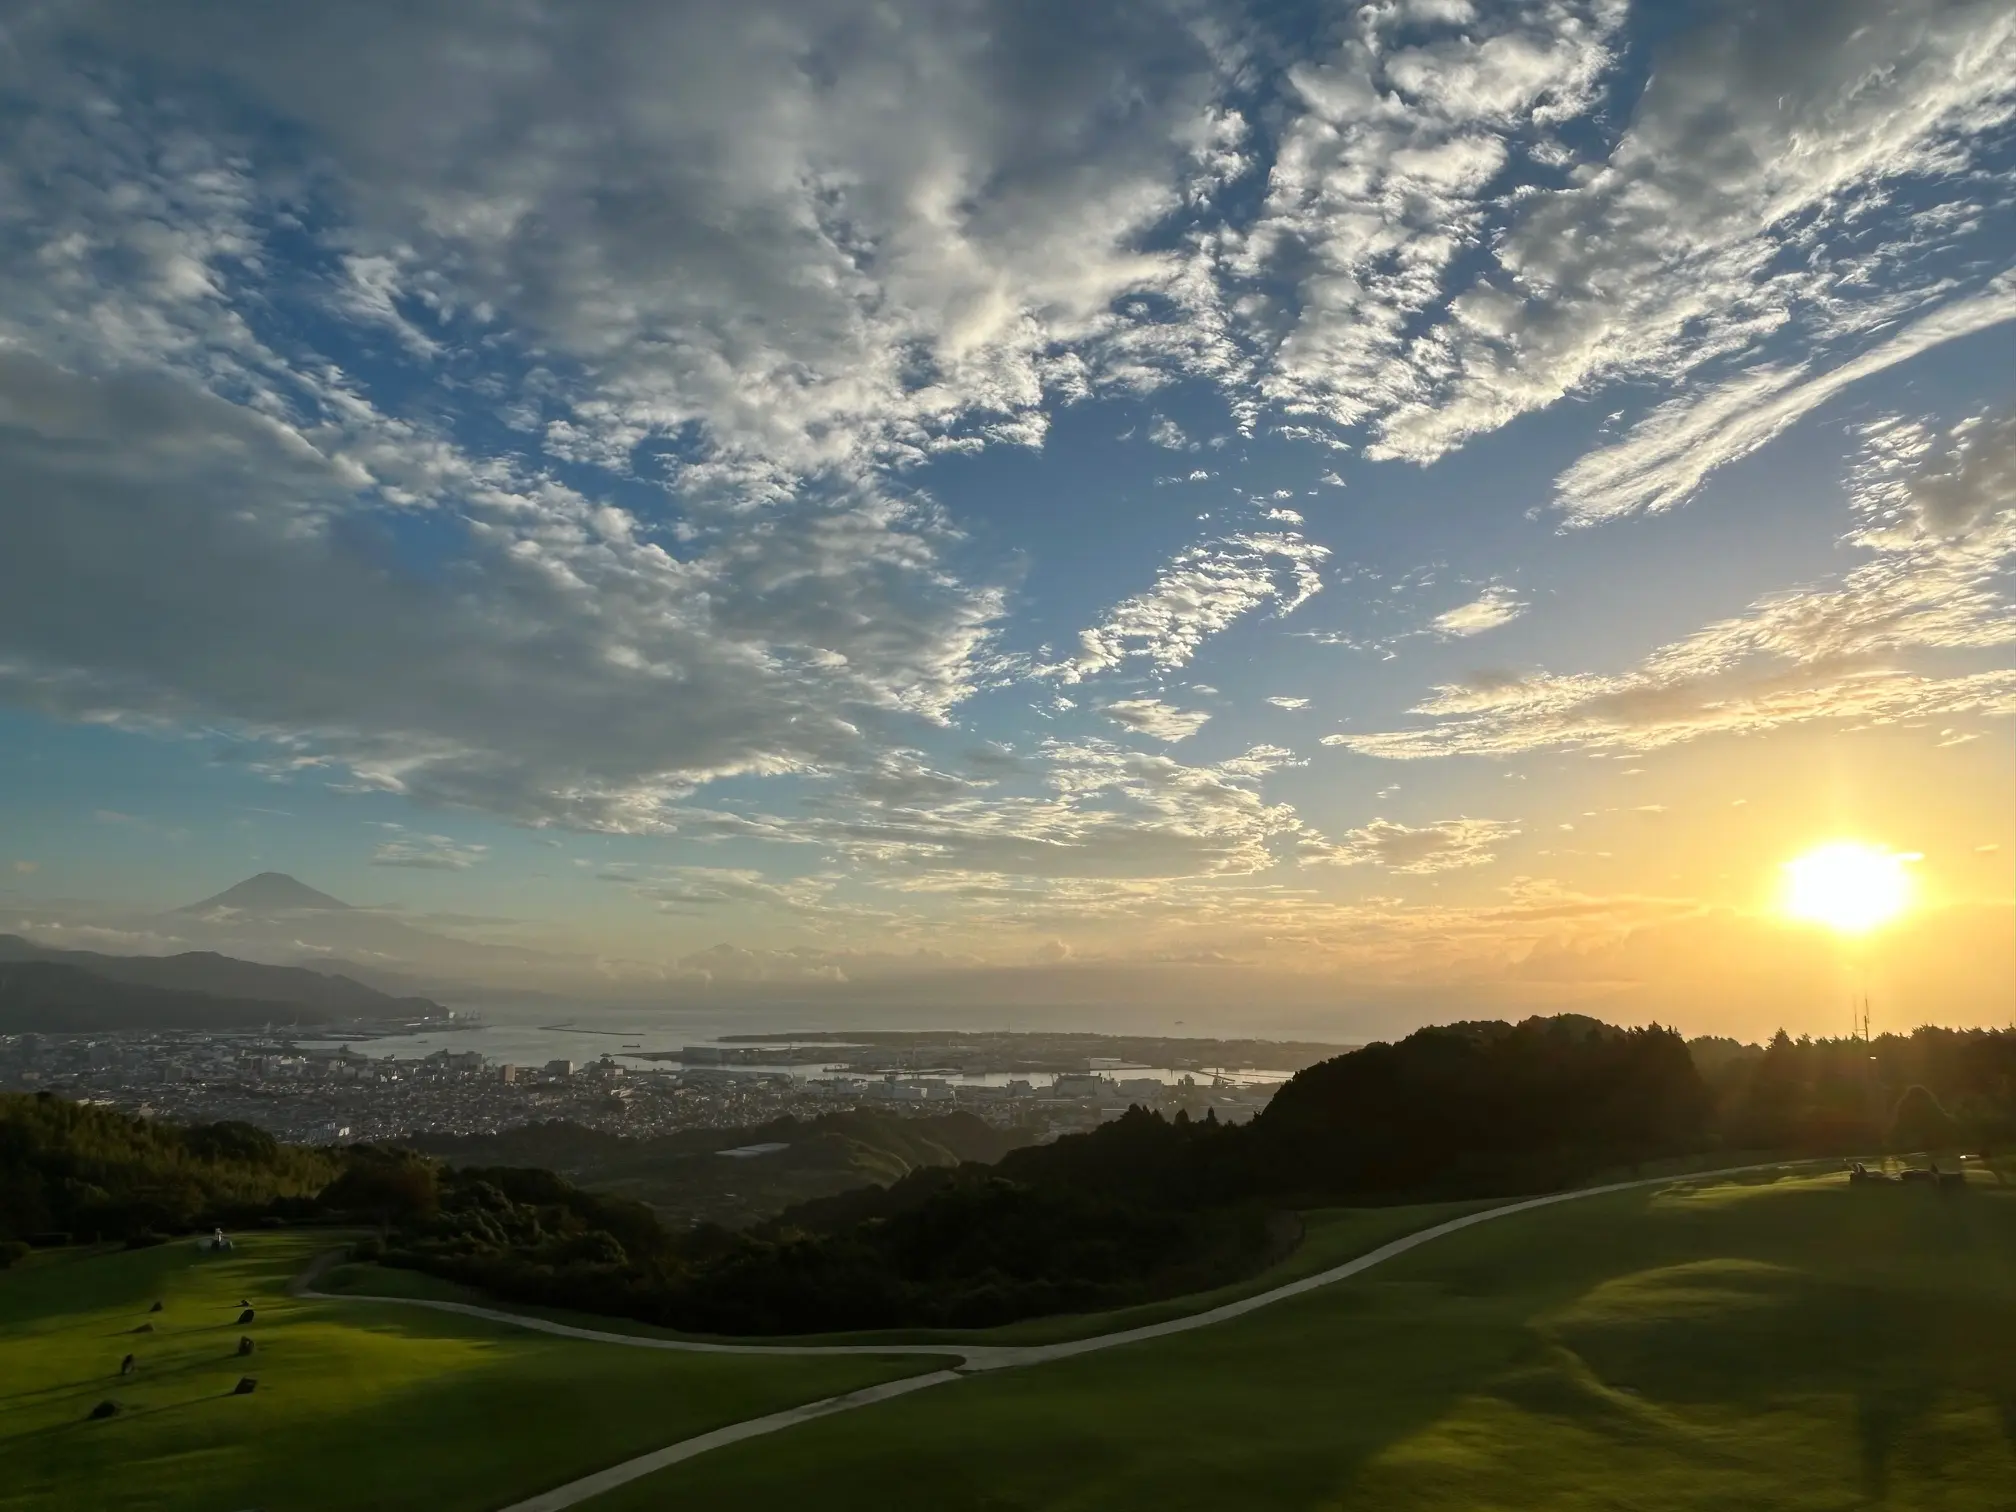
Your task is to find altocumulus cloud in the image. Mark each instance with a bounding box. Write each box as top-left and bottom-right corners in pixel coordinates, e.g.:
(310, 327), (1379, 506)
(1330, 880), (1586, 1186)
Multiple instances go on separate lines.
(1103, 699), (1214, 743)
(1313, 817), (1522, 874)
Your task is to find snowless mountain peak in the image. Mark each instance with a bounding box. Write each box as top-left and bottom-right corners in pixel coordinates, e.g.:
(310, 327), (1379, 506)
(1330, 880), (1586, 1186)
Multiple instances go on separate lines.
(180, 872), (352, 914)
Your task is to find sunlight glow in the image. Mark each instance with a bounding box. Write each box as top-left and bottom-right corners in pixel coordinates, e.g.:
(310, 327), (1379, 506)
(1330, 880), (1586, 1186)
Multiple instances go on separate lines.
(1781, 842), (1918, 934)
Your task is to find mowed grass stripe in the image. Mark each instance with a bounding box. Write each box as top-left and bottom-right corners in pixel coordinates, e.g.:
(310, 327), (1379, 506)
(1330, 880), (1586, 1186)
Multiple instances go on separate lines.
(582, 1170), (2016, 1511)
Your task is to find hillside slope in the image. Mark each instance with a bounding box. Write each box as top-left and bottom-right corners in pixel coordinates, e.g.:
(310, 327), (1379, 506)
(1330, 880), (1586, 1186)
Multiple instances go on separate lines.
(588, 1169), (2016, 1511)
(402, 1110), (1032, 1229)
(0, 935), (442, 1022)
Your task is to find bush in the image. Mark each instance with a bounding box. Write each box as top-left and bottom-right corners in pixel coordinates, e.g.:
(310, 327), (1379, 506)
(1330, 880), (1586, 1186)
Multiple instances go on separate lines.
(0, 1239), (30, 1270)
(350, 1235), (386, 1262)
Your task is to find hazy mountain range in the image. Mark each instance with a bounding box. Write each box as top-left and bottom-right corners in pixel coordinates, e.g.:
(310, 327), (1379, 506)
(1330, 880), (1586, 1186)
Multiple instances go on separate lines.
(0, 923), (445, 1033)
(161, 872), (568, 1000)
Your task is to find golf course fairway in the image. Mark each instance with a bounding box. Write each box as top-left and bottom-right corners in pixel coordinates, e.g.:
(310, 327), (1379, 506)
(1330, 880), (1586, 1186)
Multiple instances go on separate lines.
(584, 1167), (2016, 1511)
(7, 1167), (2013, 1510)
(0, 1231), (930, 1512)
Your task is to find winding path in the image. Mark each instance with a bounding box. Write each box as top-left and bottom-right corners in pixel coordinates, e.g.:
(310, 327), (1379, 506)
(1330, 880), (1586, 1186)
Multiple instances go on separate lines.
(293, 1161), (1791, 1510)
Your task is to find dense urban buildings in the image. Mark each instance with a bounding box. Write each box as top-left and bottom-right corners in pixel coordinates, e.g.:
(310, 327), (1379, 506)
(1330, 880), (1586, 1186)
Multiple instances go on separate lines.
(0, 1030), (1278, 1145)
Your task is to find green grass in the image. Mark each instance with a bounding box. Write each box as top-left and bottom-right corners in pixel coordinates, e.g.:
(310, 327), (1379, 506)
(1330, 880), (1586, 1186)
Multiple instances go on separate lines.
(0, 1230), (931, 1512)
(589, 1168), (2016, 1511)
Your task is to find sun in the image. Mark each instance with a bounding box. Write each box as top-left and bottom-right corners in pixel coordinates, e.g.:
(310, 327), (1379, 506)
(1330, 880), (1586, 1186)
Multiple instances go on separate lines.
(1781, 842), (1917, 934)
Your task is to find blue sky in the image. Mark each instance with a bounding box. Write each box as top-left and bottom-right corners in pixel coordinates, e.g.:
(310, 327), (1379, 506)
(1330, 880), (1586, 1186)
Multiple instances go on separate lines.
(1, 0), (2012, 1036)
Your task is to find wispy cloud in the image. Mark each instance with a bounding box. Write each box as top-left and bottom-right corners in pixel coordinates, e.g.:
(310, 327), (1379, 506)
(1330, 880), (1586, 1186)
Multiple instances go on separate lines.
(1433, 586), (1528, 638)
(1554, 277), (2016, 525)
(1336, 407), (2016, 759)
(371, 835), (488, 871)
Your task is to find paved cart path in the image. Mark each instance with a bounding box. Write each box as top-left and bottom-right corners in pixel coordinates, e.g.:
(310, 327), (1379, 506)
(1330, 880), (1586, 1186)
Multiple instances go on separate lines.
(294, 1161), (1793, 1510)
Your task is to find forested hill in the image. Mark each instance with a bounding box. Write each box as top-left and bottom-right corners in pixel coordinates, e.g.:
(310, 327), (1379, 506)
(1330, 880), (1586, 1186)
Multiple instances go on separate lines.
(399, 1109), (1032, 1229)
(10, 1018), (2012, 1337)
(367, 1016), (1737, 1333)
(0, 962), (320, 1033)
(0, 936), (443, 1030)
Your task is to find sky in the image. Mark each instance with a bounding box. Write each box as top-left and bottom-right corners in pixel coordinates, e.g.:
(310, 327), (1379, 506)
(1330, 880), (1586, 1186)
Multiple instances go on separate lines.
(1, 0), (2012, 1041)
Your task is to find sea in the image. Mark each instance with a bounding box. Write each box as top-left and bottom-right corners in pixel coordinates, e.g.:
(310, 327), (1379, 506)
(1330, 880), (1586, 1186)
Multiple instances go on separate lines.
(293, 1000), (1290, 1088)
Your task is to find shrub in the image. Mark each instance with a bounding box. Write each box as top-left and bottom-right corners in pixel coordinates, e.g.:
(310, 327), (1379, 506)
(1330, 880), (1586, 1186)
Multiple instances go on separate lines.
(0, 1239), (30, 1269)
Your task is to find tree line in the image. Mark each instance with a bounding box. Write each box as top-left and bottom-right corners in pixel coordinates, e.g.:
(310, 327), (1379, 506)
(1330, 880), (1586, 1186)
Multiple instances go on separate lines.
(6, 1017), (2010, 1330)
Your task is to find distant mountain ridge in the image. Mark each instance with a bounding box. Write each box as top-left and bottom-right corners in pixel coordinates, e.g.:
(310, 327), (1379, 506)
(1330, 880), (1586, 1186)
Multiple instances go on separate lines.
(0, 961), (316, 1033)
(0, 933), (444, 1028)
(155, 872), (563, 993)
(180, 871), (351, 913)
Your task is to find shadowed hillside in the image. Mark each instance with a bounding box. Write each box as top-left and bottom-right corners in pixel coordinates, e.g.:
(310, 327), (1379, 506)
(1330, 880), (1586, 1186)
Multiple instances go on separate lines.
(400, 1109), (1034, 1229)
(0, 934), (444, 1026)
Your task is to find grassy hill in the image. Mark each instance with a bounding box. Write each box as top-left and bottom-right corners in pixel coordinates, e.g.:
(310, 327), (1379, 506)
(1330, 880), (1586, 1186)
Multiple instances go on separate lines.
(0, 1231), (928, 1512)
(588, 1164), (2016, 1511)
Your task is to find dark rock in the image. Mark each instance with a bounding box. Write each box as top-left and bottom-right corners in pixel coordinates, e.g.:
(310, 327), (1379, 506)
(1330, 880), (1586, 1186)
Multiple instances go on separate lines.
(232, 1377), (258, 1395)
(88, 1400), (120, 1420)
(148, 1300), (163, 1313)
(236, 1308), (256, 1325)
(237, 1336), (256, 1356)
(130, 1322), (154, 1334)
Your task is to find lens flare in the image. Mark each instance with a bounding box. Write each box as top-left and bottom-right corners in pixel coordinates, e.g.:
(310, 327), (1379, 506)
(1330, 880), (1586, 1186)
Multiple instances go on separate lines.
(1782, 842), (1917, 934)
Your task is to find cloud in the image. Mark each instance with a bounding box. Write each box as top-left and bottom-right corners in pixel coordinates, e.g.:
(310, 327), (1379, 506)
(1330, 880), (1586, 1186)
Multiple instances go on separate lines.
(1231, 0), (1625, 437)
(371, 835), (488, 870)
(1367, 0), (2016, 466)
(0, 351), (1003, 831)
(749, 739), (1316, 883)
(0, 0), (2010, 982)
(1312, 816), (1520, 873)
(11, 861), (36, 875)
(606, 866), (837, 916)
(1554, 277), (2016, 525)
(1432, 585), (1527, 637)
(1907, 410), (2016, 537)
(1103, 698), (1213, 742)
(1335, 408), (2016, 759)
(1050, 526), (1330, 681)
(15, 0), (1242, 495)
